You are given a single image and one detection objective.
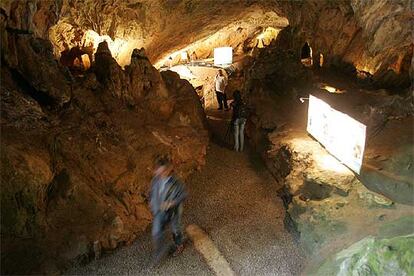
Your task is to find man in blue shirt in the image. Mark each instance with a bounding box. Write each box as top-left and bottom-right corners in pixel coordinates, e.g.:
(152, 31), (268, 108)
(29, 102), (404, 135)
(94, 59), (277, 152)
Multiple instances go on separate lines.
(150, 156), (187, 264)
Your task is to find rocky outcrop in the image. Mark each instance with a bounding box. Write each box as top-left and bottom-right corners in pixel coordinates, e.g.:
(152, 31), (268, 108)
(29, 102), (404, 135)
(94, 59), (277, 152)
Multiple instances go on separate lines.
(310, 218), (414, 275)
(5, 35), (72, 106)
(240, 36), (413, 273)
(3, 0), (409, 88)
(1, 20), (208, 276)
(243, 39), (413, 202)
(248, 98), (414, 271)
(265, 130), (412, 251)
(277, 0), (412, 89)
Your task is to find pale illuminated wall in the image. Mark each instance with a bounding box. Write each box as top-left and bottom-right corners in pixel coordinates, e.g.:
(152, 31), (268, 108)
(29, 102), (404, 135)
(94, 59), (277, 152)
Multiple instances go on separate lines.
(49, 26), (138, 68)
(81, 30), (137, 67)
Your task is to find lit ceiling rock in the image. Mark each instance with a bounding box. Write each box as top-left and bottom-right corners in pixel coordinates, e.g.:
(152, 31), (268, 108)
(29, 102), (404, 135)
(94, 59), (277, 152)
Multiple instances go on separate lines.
(47, 1), (289, 66)
(3, 0), (410, 86)
(277, 0), (412, 87)
(154, 10), (289, 67)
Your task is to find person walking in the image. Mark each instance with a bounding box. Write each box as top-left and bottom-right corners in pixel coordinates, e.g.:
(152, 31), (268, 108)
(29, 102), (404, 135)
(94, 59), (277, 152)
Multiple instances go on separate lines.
(214, 69), (229, 110)
(150, 156), (187, 264)
(231, 90), (248, 151)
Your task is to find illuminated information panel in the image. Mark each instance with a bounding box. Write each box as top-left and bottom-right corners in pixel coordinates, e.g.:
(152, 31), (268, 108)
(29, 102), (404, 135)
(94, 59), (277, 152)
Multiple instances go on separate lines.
(214, 47), (232, 65)
(307, 95), (366, 174)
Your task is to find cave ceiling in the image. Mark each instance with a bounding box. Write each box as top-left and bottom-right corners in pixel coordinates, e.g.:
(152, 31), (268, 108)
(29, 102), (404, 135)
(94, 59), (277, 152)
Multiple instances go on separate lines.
(46, 0), (289, 66)
(1, 0), (412, 80)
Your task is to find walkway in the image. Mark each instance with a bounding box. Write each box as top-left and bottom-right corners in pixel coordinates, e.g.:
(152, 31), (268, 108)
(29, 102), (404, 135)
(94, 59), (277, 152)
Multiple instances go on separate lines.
(67, 110), (305, 275)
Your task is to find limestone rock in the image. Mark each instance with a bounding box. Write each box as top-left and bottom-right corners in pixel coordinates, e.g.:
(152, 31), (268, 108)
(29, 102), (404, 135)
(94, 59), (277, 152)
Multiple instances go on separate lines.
(93, 41), (127, 98)
(3, 0), (410, 87)
(312, 234), (414, 276)
(1, 28), (208, 276)
(2, 33), (71, 107)
(357, 185), (394, 208)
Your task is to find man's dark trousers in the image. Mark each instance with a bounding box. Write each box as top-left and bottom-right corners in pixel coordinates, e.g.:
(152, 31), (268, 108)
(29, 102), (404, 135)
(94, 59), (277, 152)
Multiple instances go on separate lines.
(152, 205), (184, 261)
(216, 91), (228, 109)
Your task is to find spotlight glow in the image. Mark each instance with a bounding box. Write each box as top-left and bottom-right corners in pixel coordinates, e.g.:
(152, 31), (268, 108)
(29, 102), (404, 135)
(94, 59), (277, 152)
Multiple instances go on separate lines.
(169, 65), (196, 79)
(181, 52), (188, 61)
(324, 85), (337, 93)
(318, 154), (349, 173)
(214, 47), (233, 65)
(81, 30), (135, 66)
(257, 33), (265, 40)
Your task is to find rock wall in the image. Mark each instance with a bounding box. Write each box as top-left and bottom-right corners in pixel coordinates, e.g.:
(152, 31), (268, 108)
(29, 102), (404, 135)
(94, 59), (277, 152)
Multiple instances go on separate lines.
(2, 0), (410, 88)
(311, 230), (414, 275)
(277, 0), (413, 89)
(1, 11), (208, 275)
(240, 35), (414, 274)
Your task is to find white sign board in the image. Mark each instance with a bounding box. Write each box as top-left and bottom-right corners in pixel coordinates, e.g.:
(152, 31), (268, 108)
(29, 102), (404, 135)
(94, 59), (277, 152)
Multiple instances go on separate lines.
(214, 47), (232, 65)
(307, 95), (366, 174)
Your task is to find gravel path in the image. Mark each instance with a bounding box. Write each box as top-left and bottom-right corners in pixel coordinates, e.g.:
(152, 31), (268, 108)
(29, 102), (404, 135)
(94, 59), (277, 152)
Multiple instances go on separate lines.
(67, 111), (306, 275)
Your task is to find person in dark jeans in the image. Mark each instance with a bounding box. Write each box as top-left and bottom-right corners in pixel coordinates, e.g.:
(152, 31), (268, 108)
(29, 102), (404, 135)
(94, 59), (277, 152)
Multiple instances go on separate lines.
(231, 90), (248, 151)
(214, 69), (229, 110)
(150, 156), (187, 264)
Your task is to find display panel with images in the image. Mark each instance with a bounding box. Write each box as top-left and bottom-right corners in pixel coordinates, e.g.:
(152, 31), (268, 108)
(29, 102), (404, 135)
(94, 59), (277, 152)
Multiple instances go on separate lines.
(307, 95), (366, 174)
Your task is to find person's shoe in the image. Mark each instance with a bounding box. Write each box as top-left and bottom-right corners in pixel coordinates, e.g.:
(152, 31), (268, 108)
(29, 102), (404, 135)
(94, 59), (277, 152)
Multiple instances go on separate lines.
(172, 244), (185, 257)
(152, 243), (170, 266)
(217, 107), (223, 110)
(224, 108), (230, 111)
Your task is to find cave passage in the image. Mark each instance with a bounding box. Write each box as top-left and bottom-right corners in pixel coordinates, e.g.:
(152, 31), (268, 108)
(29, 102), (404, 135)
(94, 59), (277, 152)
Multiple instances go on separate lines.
(300, 42), (313, 67)
(68, 108), (306, 275)
(2, 1), (413, 275)
(300, 42), (311, 59)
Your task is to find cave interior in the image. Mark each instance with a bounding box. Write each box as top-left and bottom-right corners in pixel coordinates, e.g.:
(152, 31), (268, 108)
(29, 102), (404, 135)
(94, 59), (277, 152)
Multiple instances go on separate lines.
(1, 0), (413, 275)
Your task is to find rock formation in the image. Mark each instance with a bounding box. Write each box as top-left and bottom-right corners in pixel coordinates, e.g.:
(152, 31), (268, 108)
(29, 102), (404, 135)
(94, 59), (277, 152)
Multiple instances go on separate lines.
(239, 24), (413, 275)
(277, 0), (412, 89)
(1, 6), (208, 274)
(0, 0), (412, 274)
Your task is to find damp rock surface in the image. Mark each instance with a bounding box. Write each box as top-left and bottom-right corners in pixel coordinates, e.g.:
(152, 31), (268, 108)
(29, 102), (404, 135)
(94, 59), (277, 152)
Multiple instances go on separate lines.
(241, 35), (413, 273)
(311, 232), (414, 276)
(1, 31), (208, 276)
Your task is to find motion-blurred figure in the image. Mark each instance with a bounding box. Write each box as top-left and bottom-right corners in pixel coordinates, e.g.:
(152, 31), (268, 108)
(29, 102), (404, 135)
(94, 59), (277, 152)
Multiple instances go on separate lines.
(150, 156), (187, 264)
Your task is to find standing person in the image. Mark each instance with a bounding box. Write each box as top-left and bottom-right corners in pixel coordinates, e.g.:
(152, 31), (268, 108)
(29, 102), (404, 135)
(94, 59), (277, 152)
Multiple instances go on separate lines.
(167, 56), (173, 68)
(231, 90), (248, 151)
(214, 69), (229, 110)
(190, 51), (197, 66)
(150, 156), (187, 264)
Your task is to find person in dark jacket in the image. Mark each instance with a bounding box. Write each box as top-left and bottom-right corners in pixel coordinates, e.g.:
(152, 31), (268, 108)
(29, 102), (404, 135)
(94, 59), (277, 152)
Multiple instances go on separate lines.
(150, 156), (187, 264)
(231, 90), (248, 151)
